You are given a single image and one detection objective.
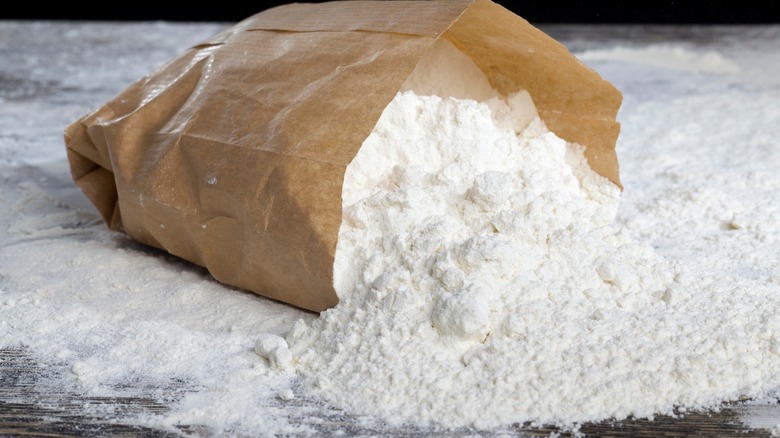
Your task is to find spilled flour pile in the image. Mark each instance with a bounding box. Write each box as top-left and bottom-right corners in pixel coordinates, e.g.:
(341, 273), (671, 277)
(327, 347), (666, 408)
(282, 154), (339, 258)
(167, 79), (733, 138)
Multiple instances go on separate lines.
(286, 40), (671, 428)
(280, 39), (780, 429)
(289, 91), (673, 427)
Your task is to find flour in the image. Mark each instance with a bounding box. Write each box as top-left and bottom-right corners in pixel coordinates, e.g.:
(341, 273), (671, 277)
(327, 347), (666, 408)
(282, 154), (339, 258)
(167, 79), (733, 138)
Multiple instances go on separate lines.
(575, 46), (741, 75)
(287, 41), (675, 428)
(285, 36), (780, 430)
(255, 334), (293, 370)
(289, 94), (676, 427)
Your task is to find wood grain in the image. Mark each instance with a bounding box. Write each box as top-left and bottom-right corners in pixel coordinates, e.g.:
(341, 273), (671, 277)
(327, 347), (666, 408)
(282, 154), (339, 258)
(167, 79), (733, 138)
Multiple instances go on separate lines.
(2, 347), (777, 436)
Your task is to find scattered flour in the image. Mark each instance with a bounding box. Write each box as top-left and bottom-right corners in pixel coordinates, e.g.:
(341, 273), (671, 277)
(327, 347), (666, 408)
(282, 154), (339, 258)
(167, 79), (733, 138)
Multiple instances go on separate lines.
(575, 45), (740, 74)
(735, 395), (780, 435)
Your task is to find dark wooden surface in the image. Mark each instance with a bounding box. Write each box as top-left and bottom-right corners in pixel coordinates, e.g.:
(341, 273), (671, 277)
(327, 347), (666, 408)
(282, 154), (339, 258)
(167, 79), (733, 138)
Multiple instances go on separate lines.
(2, 346), (777, 437)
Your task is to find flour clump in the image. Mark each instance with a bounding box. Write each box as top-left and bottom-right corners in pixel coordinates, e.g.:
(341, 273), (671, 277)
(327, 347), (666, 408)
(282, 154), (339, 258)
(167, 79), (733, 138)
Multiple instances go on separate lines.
(255, 334), (293, 370)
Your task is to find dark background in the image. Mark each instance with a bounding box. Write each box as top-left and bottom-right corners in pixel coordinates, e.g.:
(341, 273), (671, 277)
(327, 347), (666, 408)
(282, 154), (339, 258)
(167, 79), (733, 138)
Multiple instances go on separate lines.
(2, 1), (779, 24)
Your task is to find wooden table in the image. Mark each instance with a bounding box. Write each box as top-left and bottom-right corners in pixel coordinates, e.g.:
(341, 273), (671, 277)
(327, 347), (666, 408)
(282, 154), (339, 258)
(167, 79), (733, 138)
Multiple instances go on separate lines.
(1, 345), (776, 436)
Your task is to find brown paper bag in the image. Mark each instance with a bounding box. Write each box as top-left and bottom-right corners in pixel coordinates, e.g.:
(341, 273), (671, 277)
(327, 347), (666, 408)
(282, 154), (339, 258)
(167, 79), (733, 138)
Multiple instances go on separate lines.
(64, 0), (622, 312)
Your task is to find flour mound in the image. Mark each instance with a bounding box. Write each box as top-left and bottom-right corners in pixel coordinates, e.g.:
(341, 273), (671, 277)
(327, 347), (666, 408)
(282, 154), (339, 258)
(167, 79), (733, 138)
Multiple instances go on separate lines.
(288, 86), (681, 428)
(286, 39), (780, 430)
(286, 38), (675, 429)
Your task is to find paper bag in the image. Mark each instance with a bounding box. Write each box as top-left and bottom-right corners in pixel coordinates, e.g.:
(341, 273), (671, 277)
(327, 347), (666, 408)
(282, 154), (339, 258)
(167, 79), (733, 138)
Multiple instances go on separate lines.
(64, 0), (622, 312)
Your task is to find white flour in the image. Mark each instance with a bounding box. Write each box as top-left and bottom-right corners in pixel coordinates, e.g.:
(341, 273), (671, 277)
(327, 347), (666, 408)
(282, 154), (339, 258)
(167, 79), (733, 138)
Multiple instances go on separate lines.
(576, 46), (740, 75)
(289, 40), (674, 426)
(286, 37), (780, 429)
